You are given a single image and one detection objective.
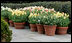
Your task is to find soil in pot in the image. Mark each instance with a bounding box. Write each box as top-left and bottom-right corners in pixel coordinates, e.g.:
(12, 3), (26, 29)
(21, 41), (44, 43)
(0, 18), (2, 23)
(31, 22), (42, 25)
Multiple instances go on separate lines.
(44, 25), (56, 36)
(14, 22), (25, 29)
(36, 24), (44, 34)
(30, 24), (37, 32)
(9, 20), (14, 27)
(56, 27), (68, 35)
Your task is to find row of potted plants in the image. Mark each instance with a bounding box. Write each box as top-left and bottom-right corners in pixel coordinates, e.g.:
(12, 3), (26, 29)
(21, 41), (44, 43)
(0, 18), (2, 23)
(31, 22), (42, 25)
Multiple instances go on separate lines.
(1, 6), (70, 36)
(1, 6), (45, 28)
(1, 6), (30, 29)
(28, 8), (70, 36)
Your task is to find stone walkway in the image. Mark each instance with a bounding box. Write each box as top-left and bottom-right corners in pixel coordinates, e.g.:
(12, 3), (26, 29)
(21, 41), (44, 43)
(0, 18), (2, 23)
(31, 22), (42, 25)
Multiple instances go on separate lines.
(9, 26), (71, 42)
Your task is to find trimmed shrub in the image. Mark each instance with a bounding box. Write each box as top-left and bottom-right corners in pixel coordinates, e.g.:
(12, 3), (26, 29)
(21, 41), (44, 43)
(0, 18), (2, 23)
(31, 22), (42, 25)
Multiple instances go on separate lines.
(1, 1), (71, 18)
(1, 18), (12, 42)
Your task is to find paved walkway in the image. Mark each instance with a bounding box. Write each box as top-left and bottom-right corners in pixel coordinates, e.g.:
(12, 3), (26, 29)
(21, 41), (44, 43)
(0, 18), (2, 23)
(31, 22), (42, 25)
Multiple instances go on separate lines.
(9, 26), (71, 42)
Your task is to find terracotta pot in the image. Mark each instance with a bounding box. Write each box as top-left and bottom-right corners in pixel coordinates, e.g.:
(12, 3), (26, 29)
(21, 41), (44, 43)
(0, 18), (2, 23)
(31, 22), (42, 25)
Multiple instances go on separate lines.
(9, 20), (14, 27)
(36, 24), (44, 34)
(56, 27), (68, 35)
(44, 25), (56, 36)
(30, 24), (37, 32)
(14, 22), (25, 29)
(4, 18), (9, 23)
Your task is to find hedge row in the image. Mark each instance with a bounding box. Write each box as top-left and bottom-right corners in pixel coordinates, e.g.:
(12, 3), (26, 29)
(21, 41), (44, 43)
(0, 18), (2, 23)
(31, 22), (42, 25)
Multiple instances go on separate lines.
(1, 1), (71, 19)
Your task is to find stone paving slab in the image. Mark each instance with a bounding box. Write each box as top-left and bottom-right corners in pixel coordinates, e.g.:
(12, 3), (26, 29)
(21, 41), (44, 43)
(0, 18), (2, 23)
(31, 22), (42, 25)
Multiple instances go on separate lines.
(9, 26), (71, 42)
(30, 35), (71, 42)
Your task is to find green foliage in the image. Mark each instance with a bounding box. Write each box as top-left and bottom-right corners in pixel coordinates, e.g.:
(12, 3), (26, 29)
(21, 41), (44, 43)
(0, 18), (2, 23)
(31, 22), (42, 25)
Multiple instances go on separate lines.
(35, 10), (47, 24)
(25, 10), (30, 17)
(57, 17), (70, 27)
(28, 15), (37, 24)
(42, 14), (57, 26)
(12, 14), (27, 23)
(35, 15), (43, 24)
(1, 10), (12, 19)
(8, 13), (13, 20)
(8, 11), (13, 20)
(1, 18), (12, 42)
(25, 10), (30, 21)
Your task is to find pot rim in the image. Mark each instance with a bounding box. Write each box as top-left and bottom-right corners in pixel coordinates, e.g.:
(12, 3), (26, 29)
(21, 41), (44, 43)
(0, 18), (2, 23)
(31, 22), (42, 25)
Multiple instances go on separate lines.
(56, 27), (68, 29)
(14, 22), (25, 24)
(44, 25), (57, 26)
(36, 24), (42, 25)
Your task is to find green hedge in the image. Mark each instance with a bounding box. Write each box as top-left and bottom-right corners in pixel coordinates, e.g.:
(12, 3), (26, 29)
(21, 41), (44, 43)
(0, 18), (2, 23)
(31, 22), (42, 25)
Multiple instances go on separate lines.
(1, 1), (71, 18)
(1, 18), (12, 42)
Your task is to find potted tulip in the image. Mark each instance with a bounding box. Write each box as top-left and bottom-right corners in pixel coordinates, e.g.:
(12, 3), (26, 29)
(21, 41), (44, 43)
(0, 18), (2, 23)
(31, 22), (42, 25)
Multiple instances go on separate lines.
(42, 13), (57, 36)
(36, 10), (45, 34)
(28, 13), (37, 32)
(12, 10), (27, 29)
(36, 15), (44, 34)
(8, 12), (14, 27)
(7, 9), (15, 27)
(25, 10), (30, 26)
(1, 9), (11, 24)
(56, 13), (70, 35)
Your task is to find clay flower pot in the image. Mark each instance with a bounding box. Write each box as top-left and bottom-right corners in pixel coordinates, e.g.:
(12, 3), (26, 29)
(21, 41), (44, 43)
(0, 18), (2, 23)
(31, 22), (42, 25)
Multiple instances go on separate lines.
(14, 22), (25, 29)
(56, 27), (68, 35)
(30, 24), (37, 32)
(44, 25), (56, 36)
(36, 24), (44, 34)
(9, 20), (14, 27)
